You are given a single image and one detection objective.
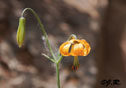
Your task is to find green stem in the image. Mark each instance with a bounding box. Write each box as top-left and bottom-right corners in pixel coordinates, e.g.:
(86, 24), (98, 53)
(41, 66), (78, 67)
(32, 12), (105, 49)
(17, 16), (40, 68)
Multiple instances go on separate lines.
(21, 8), (56, 59)
(56, 63), (60, 88)
(21, 8), (62, 88)
(57, 55), (63, 64)
(67, 34), (77, 40)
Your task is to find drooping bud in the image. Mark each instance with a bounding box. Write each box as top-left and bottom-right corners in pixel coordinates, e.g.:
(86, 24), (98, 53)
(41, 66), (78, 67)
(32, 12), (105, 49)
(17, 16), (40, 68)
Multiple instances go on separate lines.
(16, 17), (26, 47)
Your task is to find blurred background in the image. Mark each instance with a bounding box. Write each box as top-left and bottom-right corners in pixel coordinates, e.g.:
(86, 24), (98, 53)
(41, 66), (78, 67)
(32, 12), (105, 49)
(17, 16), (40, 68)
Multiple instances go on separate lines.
(0, 0), (126, 88)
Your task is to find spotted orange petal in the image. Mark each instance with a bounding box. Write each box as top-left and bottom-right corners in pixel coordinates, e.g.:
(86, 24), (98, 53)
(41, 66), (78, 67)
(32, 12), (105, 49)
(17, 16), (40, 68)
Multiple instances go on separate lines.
(59, 41), (71, 56)
(70, 43), (84, 56)
(80, 40), (91, 56)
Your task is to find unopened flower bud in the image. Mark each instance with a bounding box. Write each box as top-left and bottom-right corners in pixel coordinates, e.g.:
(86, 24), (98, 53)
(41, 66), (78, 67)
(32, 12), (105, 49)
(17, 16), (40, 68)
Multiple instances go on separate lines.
(16, 17), (26, 47)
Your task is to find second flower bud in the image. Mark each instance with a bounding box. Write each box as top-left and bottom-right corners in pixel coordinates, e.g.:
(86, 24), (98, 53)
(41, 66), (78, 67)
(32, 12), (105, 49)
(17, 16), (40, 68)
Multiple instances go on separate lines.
(16, 17), (26, 47)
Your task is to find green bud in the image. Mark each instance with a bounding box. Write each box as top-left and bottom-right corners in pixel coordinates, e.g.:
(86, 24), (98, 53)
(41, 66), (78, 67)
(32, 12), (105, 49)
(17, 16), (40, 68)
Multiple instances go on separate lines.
(16, 17), (26, 47)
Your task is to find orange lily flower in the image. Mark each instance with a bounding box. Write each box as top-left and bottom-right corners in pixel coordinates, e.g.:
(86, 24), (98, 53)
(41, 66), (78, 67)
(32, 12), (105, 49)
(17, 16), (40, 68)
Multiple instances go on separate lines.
(59, 39), (91, 70)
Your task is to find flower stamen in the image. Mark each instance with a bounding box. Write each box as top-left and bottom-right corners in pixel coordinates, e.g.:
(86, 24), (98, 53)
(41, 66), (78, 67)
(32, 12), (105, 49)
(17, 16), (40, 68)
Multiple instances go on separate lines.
(72, 56), (80, 70)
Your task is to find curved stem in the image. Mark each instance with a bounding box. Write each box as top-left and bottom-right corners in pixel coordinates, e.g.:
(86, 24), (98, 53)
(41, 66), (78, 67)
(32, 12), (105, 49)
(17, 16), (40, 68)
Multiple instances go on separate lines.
(21, 8), (56, 59)
(67, 34), (77, 40)
(56, 63), (60, 88)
